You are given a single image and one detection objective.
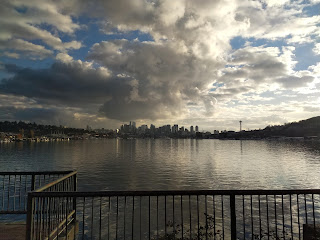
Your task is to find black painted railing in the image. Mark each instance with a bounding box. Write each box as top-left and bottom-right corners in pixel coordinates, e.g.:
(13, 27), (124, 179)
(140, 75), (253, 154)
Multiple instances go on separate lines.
(26, 189), (320, 240)
(2, 171), (320, 239)
(25, 171), (77, 240)
(0, 171), (74, 214)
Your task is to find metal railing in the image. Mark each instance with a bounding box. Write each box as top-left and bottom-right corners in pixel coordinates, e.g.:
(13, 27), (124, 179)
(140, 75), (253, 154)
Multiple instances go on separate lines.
(26, 171), (77, 240)
(26, 189), (320, 240)
(0, 171), (75, 214)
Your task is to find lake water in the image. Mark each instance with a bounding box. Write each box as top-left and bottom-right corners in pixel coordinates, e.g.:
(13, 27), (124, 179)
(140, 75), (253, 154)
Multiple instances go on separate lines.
(1, 139), (320, 191)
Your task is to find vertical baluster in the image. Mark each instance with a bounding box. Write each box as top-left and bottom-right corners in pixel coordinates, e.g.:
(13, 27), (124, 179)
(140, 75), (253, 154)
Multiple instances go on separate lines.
(205, 195), (208, 240)
(251, 195), (253, 240)
(290, 194), (293, 240)
(197, 195), (200, 239)
(282, 195), (285, 239)
(43, 197), (47, 239)
(40, 197), (44, 240)
(275, 195), (277, 238)
(48, 197), (51, 239)
(266, 195), (269, 240)
(189, 195), (191, 240)
(297, 194), (301, 239)
(132, 196), (135, 240)
(24, 175), (28, 211)
(230, 194), (236, 240)
(305, 194), (308, 225)
(36, 197), (41, 240)
(116, 196), (119, 240)
(259, 195), (261, 239)
(125, 196), (127, 240)
(312, 194), (315, 232)
(222, 195), (224, 240)
(213, 195), (216, 240)
(173, 195), (175, 239)
(66, 197), (69, 240)
(19, 175), (22, 210)
(32, 197), (37, 240)
(165, 195), (167, 239)
(2, 175), (5, 210)
(149, 196), (151, 240)
(181, 195), (183, 240)
(73, 174), (77, 239)
(108, 196), (110, 240)
(57, 197), (60, 240)
(13, 175), (16, 211)
(31, 174), (35, 191)
(8, 175), (10, 210)
(157, 196), (159, 240)
(91, 197), (94, 239)
(99, 196), (102, 240)
(82, 197), (85, 240)
(243, 195), (245, 239)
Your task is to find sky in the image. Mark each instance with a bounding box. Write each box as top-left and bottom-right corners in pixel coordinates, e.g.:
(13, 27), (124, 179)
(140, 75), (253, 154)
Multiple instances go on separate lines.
(0, 0), (319, 131)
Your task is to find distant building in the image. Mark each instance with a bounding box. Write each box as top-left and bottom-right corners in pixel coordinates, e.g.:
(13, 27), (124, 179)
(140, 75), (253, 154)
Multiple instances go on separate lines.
(123, 124), (130, 133)
(130, 121), (136, 128)
(150, 124), (156, 133)
(190, 126), (194, 134)
(140, 125), (148, 133)
(165, 125), (171, 134)
(172, 124), (178, 133)
(214, 130), (219, 135)
(195, 126), (199, 132)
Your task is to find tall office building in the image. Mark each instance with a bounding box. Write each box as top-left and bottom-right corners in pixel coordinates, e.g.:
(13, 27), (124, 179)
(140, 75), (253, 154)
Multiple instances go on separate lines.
(150, 124), (155, 133)
(190, 126), (194, 133)
(172, 124), (178, 133)
(195, 126), (199, 132)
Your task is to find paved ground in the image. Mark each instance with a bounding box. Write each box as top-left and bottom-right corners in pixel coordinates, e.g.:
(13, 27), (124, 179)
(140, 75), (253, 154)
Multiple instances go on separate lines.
(0, 223), (26, 240)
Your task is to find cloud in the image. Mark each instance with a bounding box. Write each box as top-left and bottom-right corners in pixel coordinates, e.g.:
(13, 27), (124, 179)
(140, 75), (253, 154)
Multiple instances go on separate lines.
(213, 45), (319, 103)
(0, 39), (53, 59)
(1, 0), (320, 129)
(88, 39), (222, 120)
(0, 0), (81, 58)
(235, 1), (320, 43)
(0, 37), (222, 122)
(276, 75), (314, 89)
(1, 52), (20, 59)
(0, 59), (120, 108)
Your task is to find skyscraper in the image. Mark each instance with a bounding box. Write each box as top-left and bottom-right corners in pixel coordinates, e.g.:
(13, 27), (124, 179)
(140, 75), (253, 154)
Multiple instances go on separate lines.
(172, 124), (178, 133)
(195, 126), (199, 132)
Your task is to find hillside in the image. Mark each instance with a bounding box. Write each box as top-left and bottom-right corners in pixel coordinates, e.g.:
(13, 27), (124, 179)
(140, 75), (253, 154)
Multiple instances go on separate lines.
(264, 116), (320, 137)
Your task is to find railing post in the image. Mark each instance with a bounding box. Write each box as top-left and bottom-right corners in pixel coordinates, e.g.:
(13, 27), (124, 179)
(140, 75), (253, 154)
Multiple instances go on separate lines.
(31, 174), (35, 191)
(26, 193), (34, 240)
(230, 194), (237, 240)
(73, 173), (77, 229)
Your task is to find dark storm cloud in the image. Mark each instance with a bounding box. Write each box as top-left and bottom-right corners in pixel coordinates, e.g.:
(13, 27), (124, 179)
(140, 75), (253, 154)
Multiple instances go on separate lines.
(0, 61), (132, 108)
(88, 39), (221, 120)
(276, 75), (314, 89)
(0, 35), (221, 122)
(0, 106), (91, 127)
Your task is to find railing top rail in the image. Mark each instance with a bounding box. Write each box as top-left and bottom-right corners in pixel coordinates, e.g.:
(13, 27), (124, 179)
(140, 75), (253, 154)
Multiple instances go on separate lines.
(30, 188), (320, 197)
(35, 171), (77, 192)
(0, 170), (74, 175)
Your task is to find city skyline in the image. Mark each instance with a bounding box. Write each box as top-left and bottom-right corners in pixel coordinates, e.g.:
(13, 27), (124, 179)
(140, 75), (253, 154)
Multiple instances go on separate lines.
(0, 1), (319, 131)
(119, 121), (201, 134)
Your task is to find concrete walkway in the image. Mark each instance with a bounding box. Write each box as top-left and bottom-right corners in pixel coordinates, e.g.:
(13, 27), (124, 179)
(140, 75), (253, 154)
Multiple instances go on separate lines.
(0, 223), (26, 240)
